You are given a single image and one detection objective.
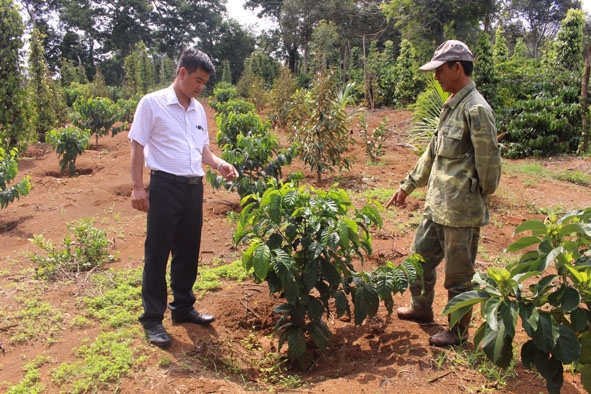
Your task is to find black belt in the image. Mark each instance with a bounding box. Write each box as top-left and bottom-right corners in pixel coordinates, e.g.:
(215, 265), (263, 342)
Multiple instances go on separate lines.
(150, 170), (203, 184)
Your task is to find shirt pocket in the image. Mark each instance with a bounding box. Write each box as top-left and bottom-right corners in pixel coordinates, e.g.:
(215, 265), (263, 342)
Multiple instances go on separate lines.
(436, 125), (465, 159)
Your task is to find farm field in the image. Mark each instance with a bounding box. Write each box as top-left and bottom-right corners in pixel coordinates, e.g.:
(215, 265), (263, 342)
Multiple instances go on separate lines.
(1, 104), (591, 393)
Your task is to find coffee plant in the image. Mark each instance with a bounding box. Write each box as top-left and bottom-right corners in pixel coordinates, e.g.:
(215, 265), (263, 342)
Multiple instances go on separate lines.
(72, 96), (123, 146)
(234, 182), (423, 367)
(0, 147), (31, 209)
(207, 99), (297, 201)
(444, 208), (591, 393)
(46, 126), (91, 176)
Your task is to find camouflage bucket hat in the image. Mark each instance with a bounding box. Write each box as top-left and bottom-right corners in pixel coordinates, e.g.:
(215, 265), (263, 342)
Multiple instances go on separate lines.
(419, 40), (474, 71)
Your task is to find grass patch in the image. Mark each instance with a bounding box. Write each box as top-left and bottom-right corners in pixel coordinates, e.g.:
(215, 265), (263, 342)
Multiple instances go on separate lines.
(82, 269), (143, 328)
(9, 298), (64, 345)
(431, 347), (517, 391)
(195, 259), (249, 292)
(51, 328), (146, 394)
(4, 355), (50, 394)
(553, 170), (591, 186)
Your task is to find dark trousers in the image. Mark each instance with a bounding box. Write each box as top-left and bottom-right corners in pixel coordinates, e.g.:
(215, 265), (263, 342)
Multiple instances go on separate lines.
(139, 174), (203, 328)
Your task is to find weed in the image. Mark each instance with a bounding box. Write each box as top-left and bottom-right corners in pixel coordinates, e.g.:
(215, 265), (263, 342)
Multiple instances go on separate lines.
(51, 328), (146, 393)
(258, 352), (303, 389)
(9, 298), (64, 344)
(29, 218), (116, 281)
(82, 269), (143, 328)
(553, 170), (591, 186)
(431, 347), (516, 390)
(4, 355), (50, 394)
(158, 357), (172, 368)
(194, 259), (249, 293)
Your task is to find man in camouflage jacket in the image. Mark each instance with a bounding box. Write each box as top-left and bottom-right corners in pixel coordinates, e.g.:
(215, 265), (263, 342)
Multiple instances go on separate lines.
(386, 40), (502, 347)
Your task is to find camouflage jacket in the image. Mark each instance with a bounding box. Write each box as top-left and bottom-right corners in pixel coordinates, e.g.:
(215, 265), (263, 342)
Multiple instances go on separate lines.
(400, 81), (501, 227)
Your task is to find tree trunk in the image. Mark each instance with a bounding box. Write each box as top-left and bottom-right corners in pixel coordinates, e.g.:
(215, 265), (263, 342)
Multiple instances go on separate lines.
(578, 45), (591, 155)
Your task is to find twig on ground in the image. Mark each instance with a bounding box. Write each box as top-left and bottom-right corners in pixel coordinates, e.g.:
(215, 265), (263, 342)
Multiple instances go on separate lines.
(427, 370), (452, 383)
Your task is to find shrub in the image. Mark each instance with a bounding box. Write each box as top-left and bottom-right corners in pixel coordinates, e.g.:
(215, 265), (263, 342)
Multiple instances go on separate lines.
(209, 82), (239, 111)
(46, 126), (91, 176)
(72, 96), (122, 146)
(445, 208), (591, 394)
(30, 218), (116, 281)
(0, 147), (31, 209)
(287, 72), (358, 183)
(208, 102), (297, 201)
(235, 182), (423, 367)
(358, 113), (388, 163)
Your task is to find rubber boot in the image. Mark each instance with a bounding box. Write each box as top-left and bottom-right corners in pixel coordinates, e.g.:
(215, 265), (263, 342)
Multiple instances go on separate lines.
(429, 309), (471, 347)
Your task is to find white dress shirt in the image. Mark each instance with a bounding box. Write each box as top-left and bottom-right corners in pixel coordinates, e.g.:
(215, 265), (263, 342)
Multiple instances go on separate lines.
(128, 85), (209, 177)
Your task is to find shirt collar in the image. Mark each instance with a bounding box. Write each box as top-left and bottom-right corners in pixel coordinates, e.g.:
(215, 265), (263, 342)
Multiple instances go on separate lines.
(444, 81), (476, 109)
(165, 85), (196, 110)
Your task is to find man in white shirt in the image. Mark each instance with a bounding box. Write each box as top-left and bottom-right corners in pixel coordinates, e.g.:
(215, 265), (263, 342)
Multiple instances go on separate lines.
(129, 48), (238, 347)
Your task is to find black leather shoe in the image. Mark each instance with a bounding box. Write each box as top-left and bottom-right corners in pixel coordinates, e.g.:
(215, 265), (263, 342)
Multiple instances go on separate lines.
(144, 324), (171, 348)
(172, 310), (215, 325)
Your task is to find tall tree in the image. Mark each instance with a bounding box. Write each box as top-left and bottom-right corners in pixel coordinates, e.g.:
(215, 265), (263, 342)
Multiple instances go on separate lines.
(59, 0), (105, 79)
(511, 0), (581, 59)
(102, 0), (153, 59)
(150, 0), (226, 59)
(473, 31), (497, 107)
(280, 0), (326, 73)
(28, 26), (62, 141)
(0, 0), (34, 150)
(383, 0), (497, 59)
(554, 8), (585, 71)
(211, 19), (256, 85)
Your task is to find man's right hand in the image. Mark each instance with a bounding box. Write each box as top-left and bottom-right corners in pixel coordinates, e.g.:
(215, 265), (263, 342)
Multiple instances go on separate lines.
(385, 188), (408, 209)
(131, 187), (149, 212)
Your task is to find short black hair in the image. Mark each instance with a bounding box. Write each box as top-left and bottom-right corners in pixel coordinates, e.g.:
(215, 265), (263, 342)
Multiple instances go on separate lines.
(446, 60), (473, 76)
(176, 48), (216, 76)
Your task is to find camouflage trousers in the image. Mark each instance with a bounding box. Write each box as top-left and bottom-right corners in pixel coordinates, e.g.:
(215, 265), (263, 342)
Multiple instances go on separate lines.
(409, 217), (480, 313)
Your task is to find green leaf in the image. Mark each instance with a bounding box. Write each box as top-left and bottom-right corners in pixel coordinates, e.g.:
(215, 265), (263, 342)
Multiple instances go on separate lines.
(334, 290), (350, 318)
(268, 193), (283, 225)
(557, 286), (580, 312)
(273, 303), (292, 315)
(514, 219), (547, 236)
(481, 319), (514, 368)
(570, 307), (591, 331)
(519, 303), (539, 337)
(499, 301), (519, 339)
(521, 340), (537, 370)
(302, 260), (319, 291)
(320, 260), (341, 291)
(443, 290), (490, 316)
(558, 222), (585, 237)
(483, 297), (501, 331)
(286, 327), (307, 360)
(353, 283), (379, 325)
(535, 354), (564, 394)
(552, 325), (581, 364)
(579, 331), (591, 364)
(308, 321), (331, 351)
(253, 244), (271, 281)
(532, 312), (559, 353)
(506, 236), (541, 252)
(307, 297), (325, 322)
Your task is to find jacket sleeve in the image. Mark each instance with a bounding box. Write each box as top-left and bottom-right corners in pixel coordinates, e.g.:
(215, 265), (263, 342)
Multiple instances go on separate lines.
(400, 135), (435, 195)
(468, 104), (501, 196)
